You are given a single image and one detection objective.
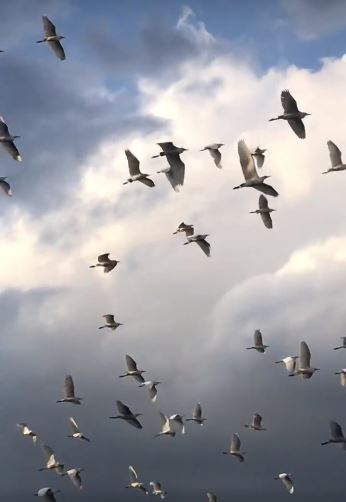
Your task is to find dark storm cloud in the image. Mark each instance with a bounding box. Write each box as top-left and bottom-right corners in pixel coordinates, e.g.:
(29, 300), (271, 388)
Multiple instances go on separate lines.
(281, 0), (346, 38)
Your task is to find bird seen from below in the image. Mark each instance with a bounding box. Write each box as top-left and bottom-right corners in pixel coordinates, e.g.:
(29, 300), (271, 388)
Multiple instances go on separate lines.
(269, 89), (310, 139)
(37, 16), (65, 60)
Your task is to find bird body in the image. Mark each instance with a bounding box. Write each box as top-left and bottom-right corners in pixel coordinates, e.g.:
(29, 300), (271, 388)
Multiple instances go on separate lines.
(173, 222), (194, 237)
(98, 314), (123, 331)
(154, 142), (186, 191)
(246, 329), (269, 353)
(269, 90), (310, 139)
(222, 433), (245, 462)
(56, 375), (82, 404)
(123, 150), (155, 187)
(89, 253), (119, 273)
(321, 421), (346, 447)
(250, 194), (275, 229)
(244, 413), (266, 431)
(68, 417), (90, 442)
(184, 234), (211, 257)
(39, 445), (64, 474)
(200, 143), (223, 168)
(37, 16), (65, 60)
(0, 117), (21, 161)
(323, 141), (346, 174)
(119, 354), (146, 382)
(109, 400), (143, 429)
(186, 402), (207, 425)
(17, 423), (38, 443)
(274, 473), (294, 494)
(290, 341), (319, 378)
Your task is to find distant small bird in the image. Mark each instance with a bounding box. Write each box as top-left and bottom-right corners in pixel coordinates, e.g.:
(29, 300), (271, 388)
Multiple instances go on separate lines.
(334, 369), (346, 387)
(274, 473), (294, 494)
(0, 177), (12, 196)
(246, 329), (269, 353)
(123, 150), (155, 187)
(323, 141), (346, 174)
(290, 341), (319, 379)
(0, 117), (21, 161)
(251, 147), (266, 168)
(154, 142), (187, 192)
(200, 144), (223, 168)
(250, 195), (275, 229)
(207, 493), (217, 502)
(333, 336), (346, 350)
(67, 468), (83, 491)
(98, 314), (123, 331)
(67, 417), (90, 442)
(56, 375), (82, 405)
(89, 253), (119, 273)
(109, 400), (143, 429)
(222, 433), (245, 462)
(244, 413), (266, 431)
(138, 381), (161, 402)
(119, 355), (146, 383)
(321, 421), (346, 447)
(184, 234), (211, 257)
(155, 413), (176, 438)
(269, 89), (310, 139)
(275, 356), (298, 374)
(234, 140), (278, 197)
(126, 465), (148, 495)
(39, 445), (64, 475)
(150, 482), (167, 499)
(34, 488), (61, 502)
(186, 402), (207, 425)
(37, 16), (65, 60)
(173, 222), (194, 237)
(17, 423), (38, 443)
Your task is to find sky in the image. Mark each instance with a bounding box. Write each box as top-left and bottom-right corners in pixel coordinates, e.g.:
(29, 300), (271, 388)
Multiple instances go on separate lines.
(2, 0), (346, 501)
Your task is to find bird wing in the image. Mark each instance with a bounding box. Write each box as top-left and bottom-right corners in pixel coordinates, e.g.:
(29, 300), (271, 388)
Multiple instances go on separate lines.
(103, 261), (116, 273)
(103, 314), (115, 323)
(330, 421), (344, 439)
(165, 157), (185, 191)
(139, 177), (155, 187)
(258, 194), (269, 210)
(193, 402), (202, 419)
(253, 413), (262, 428)
(207, 493), (217, 502)
(254, 329), (263, 346)
(148, 384), (158, 402)
(69, 417), (80, 434)
(127, 416), (143, 429)
(253, 183), (279, 197)
(125, 149), (141, 176)
(68, 470), (82, 490)
(0, 179), (11, 196)
(126, 354), (138, 372)
(283, 357), (296, 373)
(196, 239), (211, 257)
(260, 212), (273, 229)
(287, 118), (305, 139)
(159, 412), (171, 433)
(281, 90), (299, 113)
(0, 117), (10, 136)
(116, 400), (132, 416)
(157, 142), (175, 152)
(282, 476), (294, 494)
(230, 433), (240, 452)
(129, 465), (138, 483)
(170, 415), (185, 434)
(238, 139), (258, 181)
(327, 140), (343, 167)
(42, 444), (55, 463)
(2, 141), (21, 161)
(133, 373), (145, 384)
(42, 16), (58, 37)
(64, 375), (75, 398)
(210, 149), (222, 168)
(253, 152), (265, 168)
(98, 253), (110, 263)
(299, 341), (311, 369)
(48, 40), (65, 61)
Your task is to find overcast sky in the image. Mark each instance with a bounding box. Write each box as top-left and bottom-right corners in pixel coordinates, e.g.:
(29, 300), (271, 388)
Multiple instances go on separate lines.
(2, 1), (346, 501)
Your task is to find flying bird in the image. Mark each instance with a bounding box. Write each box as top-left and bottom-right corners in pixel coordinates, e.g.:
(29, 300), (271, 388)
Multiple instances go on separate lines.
(155, 412), (176, 438)
(56, 375), (82, 404)
(150, 482), (167, 499)
(321, 421), (346, 447)
(0, 117), (21, 161)
(67, 468), (83, 491)
(89, 253), (119, 273)
(126, 465), (148, 495)
(251, 147), (266, 168)
(123, 150), (155, 187)
(244, 413), (266, 431)
(37, 16), (65, 60)
(269, 89), (310, 139)
(222, 433), (245, 462)
(246, 329), (269, 353)
(234, 139), (278, 197)
(323, 141), (346, 174)
(334, 369), (346, 387)
(274, 473), (294, 494)
(34, 488), (61, 502)
(275, 356), (298, 374)
(98, 314), (123, 331)
(250, 195), (275, 229)
(17, 423), (38, 443)
(109, 400), (143, 429)
(138, 381), (161, 402)
(39, 445), (64, 475)
(0, 177), (12, 196)
(154, 142), (186, 192)
(185, 402), (207, 425)
(184, 234), (211, 257)
(207, 493), (217, 502)
(173, 222), (194, 237)
(200, 143), (223, 168)
(119, 355), (146, 383)
(290, 341), (319, 379)
(333, 337), (346, 350)
(67, 417), (90, 442)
